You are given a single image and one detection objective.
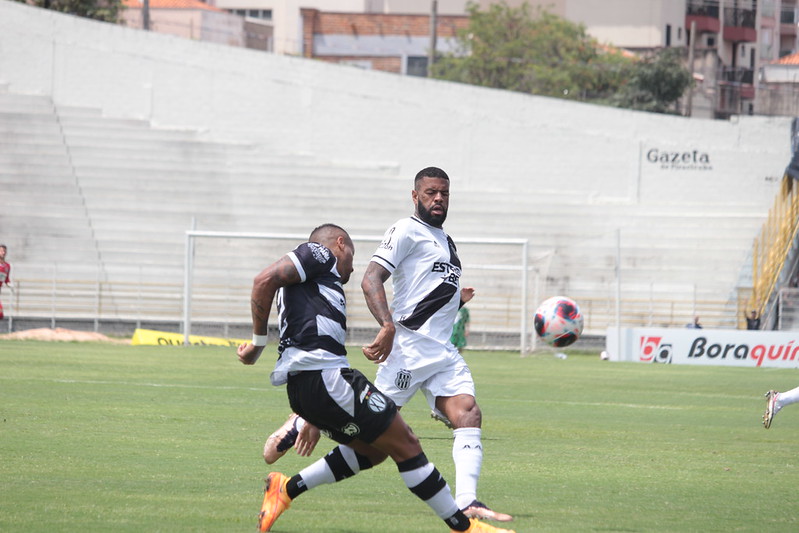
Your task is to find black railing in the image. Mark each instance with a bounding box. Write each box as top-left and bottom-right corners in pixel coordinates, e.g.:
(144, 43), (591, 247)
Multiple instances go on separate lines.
(720, 67), (754, 84)
(725, 7), (756, 28)
(687, 1), (720, 18)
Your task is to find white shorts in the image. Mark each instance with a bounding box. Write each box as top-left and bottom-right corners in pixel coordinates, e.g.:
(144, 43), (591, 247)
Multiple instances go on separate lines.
(374, 326), (475, 416)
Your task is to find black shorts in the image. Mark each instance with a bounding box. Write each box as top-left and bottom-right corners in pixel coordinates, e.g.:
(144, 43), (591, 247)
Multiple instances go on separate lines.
(286, 367), (397, 444)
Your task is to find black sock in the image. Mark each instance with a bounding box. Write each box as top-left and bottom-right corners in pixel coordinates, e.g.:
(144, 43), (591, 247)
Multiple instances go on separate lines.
(446, 509), (472, 531)
(285, 474), (307, 500)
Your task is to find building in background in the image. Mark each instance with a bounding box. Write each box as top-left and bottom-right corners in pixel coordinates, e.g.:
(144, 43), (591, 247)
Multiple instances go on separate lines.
(759, 50), (799, 115)
(299, 8), (467, 75)
(122, 0), (252, 48)
(756, 0), (799, 116)
(118, 0), (799, 118)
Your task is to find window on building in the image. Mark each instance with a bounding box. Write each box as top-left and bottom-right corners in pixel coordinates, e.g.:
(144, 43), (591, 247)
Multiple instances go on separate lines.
(407, 56), (429, 77)
(231, 9), (272, 20)
(665, 24), (671, 47)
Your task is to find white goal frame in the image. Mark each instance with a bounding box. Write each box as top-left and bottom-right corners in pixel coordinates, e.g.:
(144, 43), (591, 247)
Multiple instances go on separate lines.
(182, 230), (530, 351)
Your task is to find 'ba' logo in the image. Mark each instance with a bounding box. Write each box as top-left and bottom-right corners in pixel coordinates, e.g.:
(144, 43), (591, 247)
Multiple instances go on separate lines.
(395, 369), (412, 390)
(639, 336), (673, 364)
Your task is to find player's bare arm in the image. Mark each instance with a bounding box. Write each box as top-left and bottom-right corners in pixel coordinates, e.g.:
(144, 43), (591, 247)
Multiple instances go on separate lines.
(361, 262), (395, 363)
(237, 255), (301, 365)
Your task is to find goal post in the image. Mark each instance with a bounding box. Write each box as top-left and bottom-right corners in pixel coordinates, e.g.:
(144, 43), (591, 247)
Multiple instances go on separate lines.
(182, 230), (531, 352)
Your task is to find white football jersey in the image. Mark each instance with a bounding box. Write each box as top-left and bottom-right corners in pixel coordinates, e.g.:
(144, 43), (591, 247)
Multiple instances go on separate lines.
(370, 216), (462, 343)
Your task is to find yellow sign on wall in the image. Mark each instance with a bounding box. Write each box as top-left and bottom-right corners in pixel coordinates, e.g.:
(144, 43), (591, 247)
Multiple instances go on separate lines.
(131, 328), (249, 347)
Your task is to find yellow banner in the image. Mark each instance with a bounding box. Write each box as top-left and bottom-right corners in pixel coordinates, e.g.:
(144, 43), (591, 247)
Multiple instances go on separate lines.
(131, 328), (249, 347)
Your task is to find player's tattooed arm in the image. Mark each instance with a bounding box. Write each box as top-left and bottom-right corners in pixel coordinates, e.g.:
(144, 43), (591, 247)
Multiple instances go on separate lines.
(251, 255), (301, 331)
(361, 262), (395, 363)
(238, 255), (301, 365)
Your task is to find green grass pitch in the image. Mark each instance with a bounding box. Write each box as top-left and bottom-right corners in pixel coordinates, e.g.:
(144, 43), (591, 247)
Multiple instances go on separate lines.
(1, 339), (798, 532)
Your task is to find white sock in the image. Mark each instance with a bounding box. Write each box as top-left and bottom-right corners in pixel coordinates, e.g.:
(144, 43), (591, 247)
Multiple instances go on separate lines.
(778, 385), (799, 410)
(297, 455), (336, 490)
(452, 427), (483, 509)
(295, 445), (368, 493)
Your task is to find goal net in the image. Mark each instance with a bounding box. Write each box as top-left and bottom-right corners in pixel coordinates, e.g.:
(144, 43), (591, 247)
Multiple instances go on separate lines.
(182, 230), (532, 351)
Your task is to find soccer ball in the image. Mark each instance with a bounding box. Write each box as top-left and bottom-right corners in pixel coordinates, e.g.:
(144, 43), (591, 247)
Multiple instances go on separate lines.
(534, 296), (584, 347)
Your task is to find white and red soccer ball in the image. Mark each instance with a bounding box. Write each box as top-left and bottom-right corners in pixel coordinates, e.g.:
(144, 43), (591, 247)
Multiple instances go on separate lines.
(534, 296), (584, 347)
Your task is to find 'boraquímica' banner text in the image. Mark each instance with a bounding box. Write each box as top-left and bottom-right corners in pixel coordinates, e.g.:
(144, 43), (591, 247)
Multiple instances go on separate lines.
(605, 327), (799, 368)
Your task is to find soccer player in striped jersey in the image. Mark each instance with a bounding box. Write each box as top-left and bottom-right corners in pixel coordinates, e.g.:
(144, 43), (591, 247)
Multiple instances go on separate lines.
(361, 167), (513, 523)
(237, 223), (514, 533)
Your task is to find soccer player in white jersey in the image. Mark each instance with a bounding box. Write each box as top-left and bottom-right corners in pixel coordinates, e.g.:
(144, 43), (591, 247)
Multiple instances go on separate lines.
(361, 166), (513, 523)
(237, 223), (514, 533)
(763, 385), (799, 428)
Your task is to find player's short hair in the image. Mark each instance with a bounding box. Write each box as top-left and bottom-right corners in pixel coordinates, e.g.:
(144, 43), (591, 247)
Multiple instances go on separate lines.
(308, 223), (349, 244)
(414, 166), (449, 187)
(0, 244), (6, 250)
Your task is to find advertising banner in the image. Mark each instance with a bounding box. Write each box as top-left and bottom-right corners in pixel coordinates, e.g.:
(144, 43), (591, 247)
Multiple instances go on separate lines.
(606, 327), (799, 369)
(131, 328), (248, 347)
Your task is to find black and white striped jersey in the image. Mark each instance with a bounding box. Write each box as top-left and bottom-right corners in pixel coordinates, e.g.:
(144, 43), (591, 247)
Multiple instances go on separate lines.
(370, 216), (462, 344)
(270, 242), (348, 386)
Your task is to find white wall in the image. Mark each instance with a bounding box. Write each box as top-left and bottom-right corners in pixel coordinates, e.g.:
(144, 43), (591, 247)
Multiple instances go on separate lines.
(0, 0), (790, 204)
(478, 0), (686, 49)
(566, 0), (687, 48)
(763, 64), (799, 83)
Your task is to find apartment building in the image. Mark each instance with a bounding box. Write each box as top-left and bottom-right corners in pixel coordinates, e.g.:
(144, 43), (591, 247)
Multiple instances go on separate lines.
(685, 0), (799, 118)
(757, 0), (799, 116)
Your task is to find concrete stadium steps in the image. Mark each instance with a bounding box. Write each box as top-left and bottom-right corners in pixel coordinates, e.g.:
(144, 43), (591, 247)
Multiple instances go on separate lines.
(71, 170), (408, 195)
(0, 94), (56, 115)
(57, 114), (180, 135)
(0, 139), (67, 159)
(0, 94), (102, 269)
(0, 88), (769, 333)
(67, 159), (403, 183)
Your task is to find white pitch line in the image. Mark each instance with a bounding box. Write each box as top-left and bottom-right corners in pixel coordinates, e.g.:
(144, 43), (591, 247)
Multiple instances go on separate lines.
(0, 376), (274, 393)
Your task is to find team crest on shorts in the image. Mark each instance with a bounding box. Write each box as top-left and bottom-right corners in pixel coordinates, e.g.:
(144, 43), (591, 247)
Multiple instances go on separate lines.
(341, 423), (360, 437)
(365, 390), (387, 413)
(360, 387), (388, 413)
(395, 369), (412, 390)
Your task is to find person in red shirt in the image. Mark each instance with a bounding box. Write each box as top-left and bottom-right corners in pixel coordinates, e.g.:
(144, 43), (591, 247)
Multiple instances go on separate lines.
(0, 244), (12, 320)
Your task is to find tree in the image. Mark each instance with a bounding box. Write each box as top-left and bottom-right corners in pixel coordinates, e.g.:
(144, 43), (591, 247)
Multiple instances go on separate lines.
(433, 1), (692, 114)
(433, 2), (634, 102)
(14, 0), (123, 23)
(611, 48), (693, 114)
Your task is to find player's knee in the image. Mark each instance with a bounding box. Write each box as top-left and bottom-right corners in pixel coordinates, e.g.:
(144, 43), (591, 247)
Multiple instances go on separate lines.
(263, 448), (280, 465)
(454, 402), (482, 428)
